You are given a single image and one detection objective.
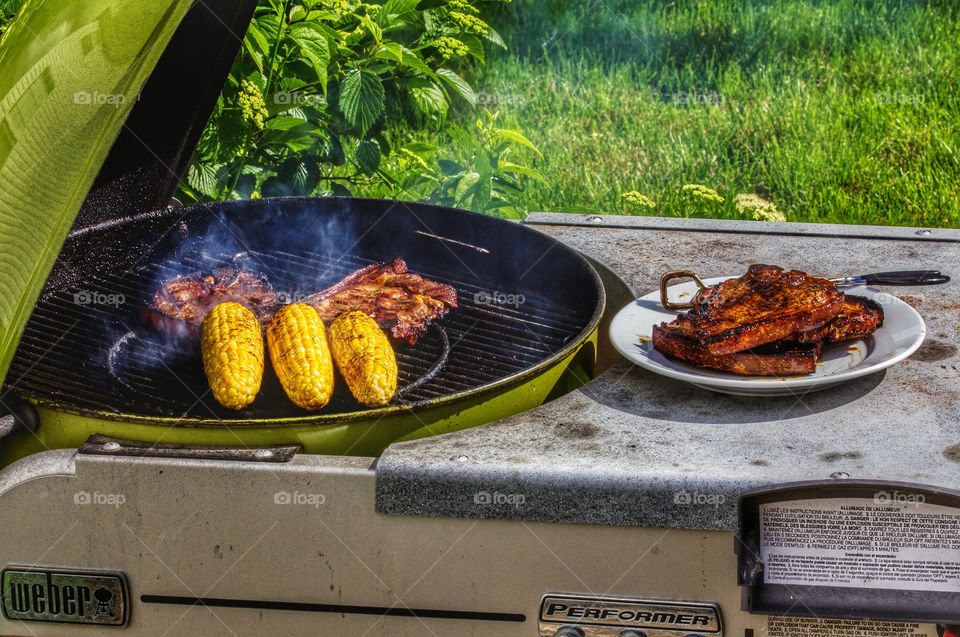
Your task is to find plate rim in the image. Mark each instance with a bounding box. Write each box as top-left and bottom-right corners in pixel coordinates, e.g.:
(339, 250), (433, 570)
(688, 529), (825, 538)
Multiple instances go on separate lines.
(609, 276), (926, 390)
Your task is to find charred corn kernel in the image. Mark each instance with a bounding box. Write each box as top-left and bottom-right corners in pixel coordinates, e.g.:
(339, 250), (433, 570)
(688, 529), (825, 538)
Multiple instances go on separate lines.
(200, 302), (264, 410)
(267, 303), (335, 410)
(329, 311), (398, 407)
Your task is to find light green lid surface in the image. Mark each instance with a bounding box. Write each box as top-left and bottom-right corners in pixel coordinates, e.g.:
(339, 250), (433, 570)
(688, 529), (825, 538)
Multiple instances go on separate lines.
(0, 0), (193, 385)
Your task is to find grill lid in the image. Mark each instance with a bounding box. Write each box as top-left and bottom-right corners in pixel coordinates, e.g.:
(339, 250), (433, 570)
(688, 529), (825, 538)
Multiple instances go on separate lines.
(0, 0), (254, 386)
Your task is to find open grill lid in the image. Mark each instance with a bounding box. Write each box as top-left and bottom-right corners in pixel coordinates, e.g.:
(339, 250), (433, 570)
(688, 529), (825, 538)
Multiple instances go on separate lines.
(0, 0), (257, 386)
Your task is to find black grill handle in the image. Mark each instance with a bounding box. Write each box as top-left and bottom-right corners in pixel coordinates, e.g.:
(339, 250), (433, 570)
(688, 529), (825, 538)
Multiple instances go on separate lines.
(861, 270), (951, 286)
(833, 270), (951, 286)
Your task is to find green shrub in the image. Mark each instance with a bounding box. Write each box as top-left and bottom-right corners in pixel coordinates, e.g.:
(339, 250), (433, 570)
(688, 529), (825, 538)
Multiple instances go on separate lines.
(180, 0), (540, 218)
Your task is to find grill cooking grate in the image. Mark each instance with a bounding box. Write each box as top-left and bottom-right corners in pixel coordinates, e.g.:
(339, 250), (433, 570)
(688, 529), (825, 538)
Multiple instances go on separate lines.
(5, 249), (591, 421)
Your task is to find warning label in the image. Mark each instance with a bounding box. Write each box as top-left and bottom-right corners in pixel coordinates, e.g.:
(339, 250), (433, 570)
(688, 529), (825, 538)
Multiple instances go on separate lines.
(767, 617), (933, 637)
(760, 497), (960, 592)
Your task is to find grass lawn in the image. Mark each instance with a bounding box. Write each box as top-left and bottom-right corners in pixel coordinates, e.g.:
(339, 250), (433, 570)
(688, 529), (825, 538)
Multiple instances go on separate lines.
(470, 0), (960, 227)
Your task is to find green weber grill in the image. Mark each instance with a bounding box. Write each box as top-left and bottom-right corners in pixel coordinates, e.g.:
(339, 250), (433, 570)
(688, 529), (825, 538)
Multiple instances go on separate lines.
(0, 0), (605, 465)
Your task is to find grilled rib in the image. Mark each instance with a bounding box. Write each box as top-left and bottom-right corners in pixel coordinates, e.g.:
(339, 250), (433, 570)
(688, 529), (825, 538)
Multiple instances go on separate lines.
(678, 264), (844, 355)
(148, 268), (278, 329)
(796, 295), (884, 344)
(652, 321), (823, 376)
(303, 257), (458, 345)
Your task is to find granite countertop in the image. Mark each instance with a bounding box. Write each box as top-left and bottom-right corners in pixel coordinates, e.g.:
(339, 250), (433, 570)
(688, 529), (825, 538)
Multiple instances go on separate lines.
(376, 214), (960, 530)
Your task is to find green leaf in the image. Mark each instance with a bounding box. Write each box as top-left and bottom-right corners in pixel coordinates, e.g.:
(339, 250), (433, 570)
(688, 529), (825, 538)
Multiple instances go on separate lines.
(329, 182), (352, 197)
(321, 134), (345, 166)
(438, 159), (463, 176)
(355, 138), (382, 174)
(243, 21), (271, 75)
(360, 15), (382, 43)
(495, 128), (542, 157)
(460, 35), (485, 64)
(399, 48), (439, 78)
(416, 0), (445, 9)
(499, 161), (545, 182)
(340, 69), (385, 133)
(437, 68), (476, 105)
(265, 115), (309, 131)
(455, 171), (480, 203)
(186, 163), (228, 199)
(288, 4), (306, 22)
(408, 77), (448, 121)
(484, 26), (507, 49)
(374, 42), (405, 63)
(382, 0), (420, 18)
(289, 23), (330, 91)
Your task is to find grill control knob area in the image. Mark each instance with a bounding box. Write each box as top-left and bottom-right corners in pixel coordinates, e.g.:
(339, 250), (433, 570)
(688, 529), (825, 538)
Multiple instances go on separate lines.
(619, 630), (648, 637)
(552, 627), (585, 637)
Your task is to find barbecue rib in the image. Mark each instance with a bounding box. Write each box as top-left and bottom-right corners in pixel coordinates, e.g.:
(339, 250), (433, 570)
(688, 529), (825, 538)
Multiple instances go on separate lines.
(796, 295), (884, 344)
(150, 268), (278, 326)
(652, 321), (824, 376)
(304, 257), (458, 345)
(677, 264), (844, 355)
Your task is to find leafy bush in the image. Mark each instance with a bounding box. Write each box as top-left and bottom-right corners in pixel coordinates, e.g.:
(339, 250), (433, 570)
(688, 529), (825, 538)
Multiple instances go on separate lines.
(180, 0), (540, 218)
(0, 0), (23, 39)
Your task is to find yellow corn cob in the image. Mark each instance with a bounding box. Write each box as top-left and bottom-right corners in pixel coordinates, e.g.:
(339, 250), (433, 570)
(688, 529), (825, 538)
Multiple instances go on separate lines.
(266, 303), (335, 410)
(200, 302), (264, 410)
(329, 310), (398, 407)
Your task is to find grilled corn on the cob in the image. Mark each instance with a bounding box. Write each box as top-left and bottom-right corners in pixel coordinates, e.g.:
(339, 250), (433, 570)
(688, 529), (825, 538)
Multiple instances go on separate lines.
(267, 303), (335, 410)
(329, 310), (398, 407)
(200, 302), (264, 410)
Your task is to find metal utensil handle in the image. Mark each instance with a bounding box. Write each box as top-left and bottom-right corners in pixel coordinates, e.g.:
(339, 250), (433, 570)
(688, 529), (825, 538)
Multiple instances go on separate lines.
(659, 269), (708, 310)
(861, 270), (950, 286)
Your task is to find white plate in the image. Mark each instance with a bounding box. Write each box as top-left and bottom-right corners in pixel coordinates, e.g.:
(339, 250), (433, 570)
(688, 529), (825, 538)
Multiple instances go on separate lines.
(609, 277), (926, 396)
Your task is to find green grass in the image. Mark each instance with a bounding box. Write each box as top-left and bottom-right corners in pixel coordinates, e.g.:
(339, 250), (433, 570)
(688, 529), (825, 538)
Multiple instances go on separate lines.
(468, 0), (960, 227)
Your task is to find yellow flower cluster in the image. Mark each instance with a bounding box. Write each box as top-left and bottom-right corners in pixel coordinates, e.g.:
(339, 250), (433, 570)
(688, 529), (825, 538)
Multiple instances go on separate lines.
(622, 191), (657, 209)
(734, 193), (786, 222)
(681, 183), (724, 204)
(450, 11), (488, 35)
(238, 79), (268, 131)
(447, 0), (479, 15)
(433, 36), (469, 59)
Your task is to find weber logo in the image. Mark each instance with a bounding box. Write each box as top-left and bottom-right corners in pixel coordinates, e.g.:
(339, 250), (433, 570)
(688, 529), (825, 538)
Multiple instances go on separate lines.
(1, 569), (126, 626)
(539, 594), (721, 635)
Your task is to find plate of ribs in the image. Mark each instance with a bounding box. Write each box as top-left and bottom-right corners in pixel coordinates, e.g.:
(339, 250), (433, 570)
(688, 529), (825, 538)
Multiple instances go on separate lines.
(609, 264), (926, 396)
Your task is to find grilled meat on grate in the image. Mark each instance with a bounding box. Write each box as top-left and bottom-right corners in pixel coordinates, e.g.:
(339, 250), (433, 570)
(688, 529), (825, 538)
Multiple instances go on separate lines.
(148, 258), (457, 346)
(148, 267), (278, 331)
(304, 257), (458, 345)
